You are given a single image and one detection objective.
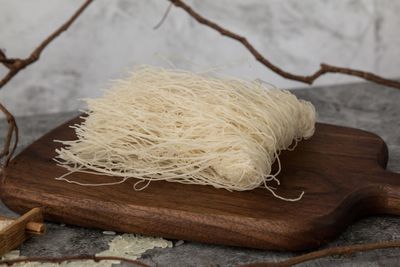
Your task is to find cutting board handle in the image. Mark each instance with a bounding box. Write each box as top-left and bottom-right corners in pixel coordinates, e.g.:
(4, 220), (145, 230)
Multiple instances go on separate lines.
(373, 169), (400, 215)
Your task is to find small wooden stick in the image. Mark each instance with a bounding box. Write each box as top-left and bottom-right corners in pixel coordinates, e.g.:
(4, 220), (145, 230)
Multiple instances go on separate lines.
(0, 207), (45, 255)
(26, 222), (45, 235)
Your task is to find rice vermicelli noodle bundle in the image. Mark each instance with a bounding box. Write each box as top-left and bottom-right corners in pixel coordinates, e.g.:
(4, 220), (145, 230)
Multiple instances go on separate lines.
(54, 66), (316, 201)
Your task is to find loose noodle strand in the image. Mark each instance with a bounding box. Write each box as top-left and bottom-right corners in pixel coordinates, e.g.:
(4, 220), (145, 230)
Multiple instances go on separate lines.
(54, 66), (316, 200)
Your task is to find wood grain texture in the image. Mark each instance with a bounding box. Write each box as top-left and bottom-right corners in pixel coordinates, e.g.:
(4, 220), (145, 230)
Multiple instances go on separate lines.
(1, 116), (399, 251)
(0, 208), (44, 255)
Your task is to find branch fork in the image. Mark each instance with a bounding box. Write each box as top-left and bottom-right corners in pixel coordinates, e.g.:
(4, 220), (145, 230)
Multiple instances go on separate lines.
(0, 1), (400, 266)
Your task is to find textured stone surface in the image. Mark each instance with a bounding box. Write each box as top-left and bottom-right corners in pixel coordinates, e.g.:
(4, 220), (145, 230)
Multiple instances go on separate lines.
(1, 0), (400, 116)
(1, 82), (400, 266)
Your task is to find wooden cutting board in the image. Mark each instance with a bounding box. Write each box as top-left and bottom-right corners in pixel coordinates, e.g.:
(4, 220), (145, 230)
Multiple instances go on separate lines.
(1, 116), (399, 251)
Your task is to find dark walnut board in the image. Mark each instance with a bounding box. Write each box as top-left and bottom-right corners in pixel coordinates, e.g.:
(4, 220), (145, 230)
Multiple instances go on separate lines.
(1, 116), (400, 251)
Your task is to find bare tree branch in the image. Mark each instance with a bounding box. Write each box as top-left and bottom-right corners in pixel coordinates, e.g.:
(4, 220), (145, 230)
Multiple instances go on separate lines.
(239, 240), (400, 267)
(154, 2), (173, 30)
(169, 0), (400, 90)
(0, 0), (93, 168)
(3, 239), (400, 267)
(0, 0), (93, 169)
(1, 1), (400, 265)
(0, 0), (94, 89)
(0, 103), (18, 167)
(0, 254), (149, 267)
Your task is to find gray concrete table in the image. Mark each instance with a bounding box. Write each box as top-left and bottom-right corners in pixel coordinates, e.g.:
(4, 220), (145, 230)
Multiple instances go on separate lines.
(1, 82), (400, 266)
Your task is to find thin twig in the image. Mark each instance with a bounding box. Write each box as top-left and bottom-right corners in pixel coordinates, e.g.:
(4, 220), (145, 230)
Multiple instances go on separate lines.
(154, 2), (173, 30)
(3, 240), (400, 266)
(0, 0), (94, 89)
(0, 0), (93, 169)
(0, 103), (18, 167)
(1, 2), (400, 266)
(0, 255), (149, 267)
(239, 240), (400, 267)
(169, 0), (400, 90)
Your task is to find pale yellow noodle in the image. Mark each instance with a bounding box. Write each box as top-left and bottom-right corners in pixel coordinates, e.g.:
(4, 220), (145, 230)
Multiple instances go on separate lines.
(54, 66), (316, 200)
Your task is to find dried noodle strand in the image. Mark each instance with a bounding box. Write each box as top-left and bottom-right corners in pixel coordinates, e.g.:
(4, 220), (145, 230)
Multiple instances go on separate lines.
(55, 66), (316, 201)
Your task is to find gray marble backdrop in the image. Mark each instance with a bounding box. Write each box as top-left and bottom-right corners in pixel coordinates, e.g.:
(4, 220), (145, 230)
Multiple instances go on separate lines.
(0, 0), (399, 116)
